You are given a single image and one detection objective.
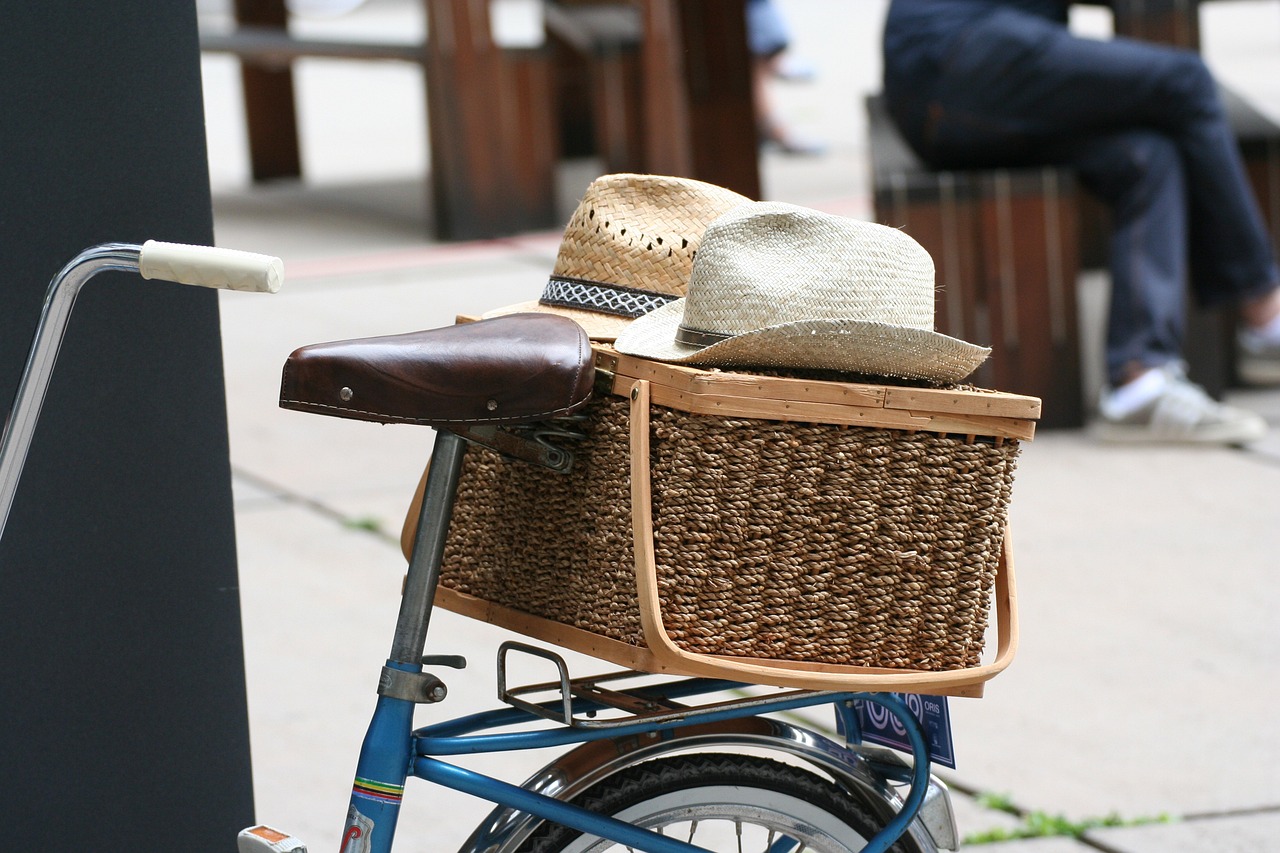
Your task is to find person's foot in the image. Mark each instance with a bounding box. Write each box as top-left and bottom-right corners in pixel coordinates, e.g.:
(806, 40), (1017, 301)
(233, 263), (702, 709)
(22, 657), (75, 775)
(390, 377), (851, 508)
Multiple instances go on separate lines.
(286, 0), (365, 16)
(773, 55), (818, 83)
(1094, 362), (1267, 445)
(760, 132), (827, 157)
(1238, 304), (1280, 384)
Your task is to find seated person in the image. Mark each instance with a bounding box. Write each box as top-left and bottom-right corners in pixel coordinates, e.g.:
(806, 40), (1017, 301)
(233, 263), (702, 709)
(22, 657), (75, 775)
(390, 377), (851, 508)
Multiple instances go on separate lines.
(747, 0), (824, 155)
(882, 0), (1280, 444)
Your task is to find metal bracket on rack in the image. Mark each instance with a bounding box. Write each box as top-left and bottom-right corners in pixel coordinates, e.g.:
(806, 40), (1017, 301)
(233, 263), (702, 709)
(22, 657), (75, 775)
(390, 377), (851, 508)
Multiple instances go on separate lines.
(498, 641), (577, 725)
(496, 640), (826, 729)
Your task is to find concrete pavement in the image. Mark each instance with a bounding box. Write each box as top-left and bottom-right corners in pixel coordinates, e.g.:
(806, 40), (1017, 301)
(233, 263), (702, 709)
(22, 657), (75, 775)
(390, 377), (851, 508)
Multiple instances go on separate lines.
(201, 1), (1280, 849)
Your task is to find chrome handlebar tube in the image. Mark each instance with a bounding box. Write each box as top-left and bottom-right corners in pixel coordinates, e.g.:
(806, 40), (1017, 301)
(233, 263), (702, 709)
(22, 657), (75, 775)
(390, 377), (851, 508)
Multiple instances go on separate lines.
(0, 244), (144, 539)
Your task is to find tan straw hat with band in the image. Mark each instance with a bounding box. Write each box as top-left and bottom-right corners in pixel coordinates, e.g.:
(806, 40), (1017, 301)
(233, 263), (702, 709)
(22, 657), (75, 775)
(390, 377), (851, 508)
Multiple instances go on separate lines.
(613, 202), (991, 384)
(483, 173), (751, 340)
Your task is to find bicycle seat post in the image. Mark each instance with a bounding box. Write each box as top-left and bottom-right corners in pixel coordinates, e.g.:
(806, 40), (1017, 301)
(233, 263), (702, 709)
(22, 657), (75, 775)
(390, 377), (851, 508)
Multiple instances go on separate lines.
(324, 429), (470, 851)
(272, 316), (599, 852)
(390, 429), (468, 667)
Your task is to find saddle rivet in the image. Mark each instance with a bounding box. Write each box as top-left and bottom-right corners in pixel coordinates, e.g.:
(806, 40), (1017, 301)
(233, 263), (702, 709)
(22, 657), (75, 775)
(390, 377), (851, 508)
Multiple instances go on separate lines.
(486, 399), (498, 411)
(339, 387), (354, 402)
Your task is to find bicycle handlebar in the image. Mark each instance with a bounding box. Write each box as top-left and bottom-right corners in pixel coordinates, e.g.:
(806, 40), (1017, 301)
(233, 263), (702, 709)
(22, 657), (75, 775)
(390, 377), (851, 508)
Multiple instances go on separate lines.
(139, 240), (283, 293)
(1, 241), (283, 545)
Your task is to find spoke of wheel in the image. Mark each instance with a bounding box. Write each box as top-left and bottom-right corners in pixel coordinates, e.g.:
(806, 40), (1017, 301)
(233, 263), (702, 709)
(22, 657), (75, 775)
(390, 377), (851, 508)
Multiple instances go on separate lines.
(765, 830), (801, 853)
(686, 822), (699, 845)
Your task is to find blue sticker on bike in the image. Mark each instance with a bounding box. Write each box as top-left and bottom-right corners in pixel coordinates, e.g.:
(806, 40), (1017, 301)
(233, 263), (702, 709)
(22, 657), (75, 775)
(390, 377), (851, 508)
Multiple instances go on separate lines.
(854, 693), (956, 769)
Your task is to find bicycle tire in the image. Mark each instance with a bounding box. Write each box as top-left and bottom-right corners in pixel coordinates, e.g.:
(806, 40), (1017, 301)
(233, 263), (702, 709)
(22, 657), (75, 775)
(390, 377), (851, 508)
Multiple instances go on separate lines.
(516, 753), (923, 853)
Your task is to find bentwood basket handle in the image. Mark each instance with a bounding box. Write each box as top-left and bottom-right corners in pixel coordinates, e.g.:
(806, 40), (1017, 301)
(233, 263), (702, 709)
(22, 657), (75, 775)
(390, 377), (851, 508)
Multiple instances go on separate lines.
(626, 378), (1019, 698)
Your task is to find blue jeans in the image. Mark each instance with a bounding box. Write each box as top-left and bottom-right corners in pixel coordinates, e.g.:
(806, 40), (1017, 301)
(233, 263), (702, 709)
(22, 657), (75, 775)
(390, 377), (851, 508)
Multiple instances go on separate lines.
(883, 6), (1279, 384)
(746, 0), (790, 58)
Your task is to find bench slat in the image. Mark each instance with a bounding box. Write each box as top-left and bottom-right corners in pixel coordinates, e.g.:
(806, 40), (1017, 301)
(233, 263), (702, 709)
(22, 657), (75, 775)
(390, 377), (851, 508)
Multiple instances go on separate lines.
(200, 26), (424, 64)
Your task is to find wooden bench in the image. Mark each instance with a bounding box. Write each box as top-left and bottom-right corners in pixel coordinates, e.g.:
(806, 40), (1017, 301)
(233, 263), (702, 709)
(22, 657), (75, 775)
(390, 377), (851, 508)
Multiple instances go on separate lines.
(868, 0), (1280, 427)
(202, 0), (559, 241)
(539, 0), (761, 196)
(201, 0), (761, 241)
(866, 94), (1086, 429)
(867, 80), (1280, 429)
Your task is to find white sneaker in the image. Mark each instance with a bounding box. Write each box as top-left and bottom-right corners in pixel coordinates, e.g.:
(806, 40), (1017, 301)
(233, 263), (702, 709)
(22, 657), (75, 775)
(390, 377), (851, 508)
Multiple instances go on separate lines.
(1095, 363), (1267, 445)
(1238, 325), (1280, 385)
(285, 0), (365, 17)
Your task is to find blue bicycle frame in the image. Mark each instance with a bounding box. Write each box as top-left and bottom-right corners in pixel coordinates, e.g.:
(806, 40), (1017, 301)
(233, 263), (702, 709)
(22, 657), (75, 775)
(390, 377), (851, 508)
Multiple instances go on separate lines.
(342, 677), (930, 853)
(335, 430), (933, 853)
(0, 245), (943, 853)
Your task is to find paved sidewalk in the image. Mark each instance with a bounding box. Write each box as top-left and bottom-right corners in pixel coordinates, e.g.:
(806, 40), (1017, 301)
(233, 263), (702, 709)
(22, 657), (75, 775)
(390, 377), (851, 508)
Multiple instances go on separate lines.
(203, 1), (1280, 850)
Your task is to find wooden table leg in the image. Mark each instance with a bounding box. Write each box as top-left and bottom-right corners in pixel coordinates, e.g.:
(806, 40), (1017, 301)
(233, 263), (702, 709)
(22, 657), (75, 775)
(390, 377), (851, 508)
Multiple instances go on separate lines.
(424, 0), (558, 240)
(544, 1), (760, 199)
(635, 0), (760, 199)
(1110, 0), (1201, 49)
(637, 0), (695, 177)
(233, 0), (302, 181)
(675, 0), (760, 199)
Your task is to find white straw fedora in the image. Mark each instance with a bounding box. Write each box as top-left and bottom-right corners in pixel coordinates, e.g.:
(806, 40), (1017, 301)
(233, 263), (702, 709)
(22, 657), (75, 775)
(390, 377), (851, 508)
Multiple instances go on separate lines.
(483, 173), (751, 341)
(613, 202), (990, 384)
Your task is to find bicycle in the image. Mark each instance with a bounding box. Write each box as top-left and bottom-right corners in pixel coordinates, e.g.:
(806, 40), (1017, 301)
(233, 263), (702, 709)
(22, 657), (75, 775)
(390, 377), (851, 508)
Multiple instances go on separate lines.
(3, 244), (969, 853)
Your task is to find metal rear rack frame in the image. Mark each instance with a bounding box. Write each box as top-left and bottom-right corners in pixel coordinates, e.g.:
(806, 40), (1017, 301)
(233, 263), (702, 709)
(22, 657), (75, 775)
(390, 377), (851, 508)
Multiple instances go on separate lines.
(496, 640), (833, 729)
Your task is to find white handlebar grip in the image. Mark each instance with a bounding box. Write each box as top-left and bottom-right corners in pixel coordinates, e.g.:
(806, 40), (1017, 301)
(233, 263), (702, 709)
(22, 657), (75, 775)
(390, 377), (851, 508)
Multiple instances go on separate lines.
(139, 240), (283, 293)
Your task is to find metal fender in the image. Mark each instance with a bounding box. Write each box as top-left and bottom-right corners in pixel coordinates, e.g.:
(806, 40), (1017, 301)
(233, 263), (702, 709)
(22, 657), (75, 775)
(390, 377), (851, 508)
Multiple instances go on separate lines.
(456, 715), (958, 853)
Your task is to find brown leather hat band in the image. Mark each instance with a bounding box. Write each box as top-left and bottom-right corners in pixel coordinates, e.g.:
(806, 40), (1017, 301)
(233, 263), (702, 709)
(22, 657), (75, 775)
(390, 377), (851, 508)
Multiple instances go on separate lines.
(675, 325), (731, 348)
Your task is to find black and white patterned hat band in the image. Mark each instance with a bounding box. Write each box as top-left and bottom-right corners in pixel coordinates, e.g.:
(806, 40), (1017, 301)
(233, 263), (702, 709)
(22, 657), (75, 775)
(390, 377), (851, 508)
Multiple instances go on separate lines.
(539, 275), (679, 319)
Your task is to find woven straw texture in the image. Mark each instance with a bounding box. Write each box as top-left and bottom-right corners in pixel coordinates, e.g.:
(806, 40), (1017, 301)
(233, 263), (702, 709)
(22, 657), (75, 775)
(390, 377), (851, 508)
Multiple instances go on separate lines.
(483, 174), (751, 340)
(683, 202), (942, 332)
(439, 394), (1020, 671)
(552, 173), (751, 297)
(613, 202), (990, 383)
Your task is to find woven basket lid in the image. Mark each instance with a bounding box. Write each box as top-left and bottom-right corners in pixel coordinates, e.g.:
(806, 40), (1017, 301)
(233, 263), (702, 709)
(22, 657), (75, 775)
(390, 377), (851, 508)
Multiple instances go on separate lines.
(613, 201), (991, 383)
(483, 173), (751, 340)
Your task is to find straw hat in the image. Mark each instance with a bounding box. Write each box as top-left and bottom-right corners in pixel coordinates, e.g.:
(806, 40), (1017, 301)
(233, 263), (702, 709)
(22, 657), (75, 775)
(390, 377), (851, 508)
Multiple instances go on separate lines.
(483, 173), (751, 340)
(613, 202), (990, 384)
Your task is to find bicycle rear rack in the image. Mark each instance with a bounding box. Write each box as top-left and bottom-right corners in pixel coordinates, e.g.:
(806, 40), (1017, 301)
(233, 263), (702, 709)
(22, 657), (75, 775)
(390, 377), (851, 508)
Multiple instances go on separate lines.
(496, 640), (831, 729)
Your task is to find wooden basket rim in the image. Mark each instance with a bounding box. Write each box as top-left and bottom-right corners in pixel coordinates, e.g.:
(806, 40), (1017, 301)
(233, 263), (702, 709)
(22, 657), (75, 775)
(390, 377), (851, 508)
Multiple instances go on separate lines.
(599, 347), (1039, 441)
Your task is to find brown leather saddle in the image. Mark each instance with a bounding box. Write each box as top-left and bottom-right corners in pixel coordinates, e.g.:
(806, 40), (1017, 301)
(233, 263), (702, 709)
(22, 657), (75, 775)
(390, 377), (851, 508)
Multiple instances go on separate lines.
(279, 314), (595, 430)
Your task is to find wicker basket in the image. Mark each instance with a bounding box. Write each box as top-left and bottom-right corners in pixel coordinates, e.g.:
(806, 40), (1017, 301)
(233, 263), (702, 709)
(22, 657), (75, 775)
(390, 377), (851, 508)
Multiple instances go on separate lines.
(413, 348), (1038, 696)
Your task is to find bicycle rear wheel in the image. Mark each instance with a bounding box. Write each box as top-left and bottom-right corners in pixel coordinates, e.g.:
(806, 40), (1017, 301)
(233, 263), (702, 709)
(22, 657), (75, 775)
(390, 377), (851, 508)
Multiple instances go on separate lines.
(516, 753), (923, 853)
